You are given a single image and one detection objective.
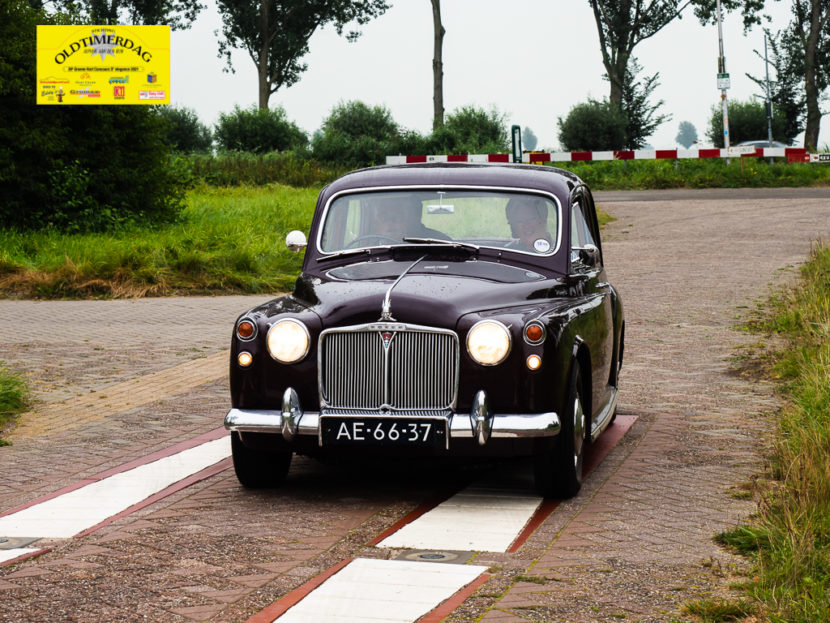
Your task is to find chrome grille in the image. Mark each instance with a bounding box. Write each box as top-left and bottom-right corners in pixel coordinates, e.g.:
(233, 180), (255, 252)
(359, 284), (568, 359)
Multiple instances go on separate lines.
(319, 326), (459, 410)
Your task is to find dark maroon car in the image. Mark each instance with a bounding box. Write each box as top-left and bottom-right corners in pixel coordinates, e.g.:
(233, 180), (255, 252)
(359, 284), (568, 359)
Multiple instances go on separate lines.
(224, 163), (624, 497)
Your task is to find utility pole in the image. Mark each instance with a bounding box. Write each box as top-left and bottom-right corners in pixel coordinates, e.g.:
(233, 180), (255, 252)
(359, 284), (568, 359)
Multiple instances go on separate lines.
(764, 33), (774, 163)
(716, 0), (731, 163)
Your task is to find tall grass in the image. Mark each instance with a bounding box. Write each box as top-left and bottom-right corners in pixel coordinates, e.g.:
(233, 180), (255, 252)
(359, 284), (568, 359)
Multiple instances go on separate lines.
(0, 363), (28, 444)
(178, 152), (348, 188)
(720, 242), (830, 621)
(0, 184), (317, 298)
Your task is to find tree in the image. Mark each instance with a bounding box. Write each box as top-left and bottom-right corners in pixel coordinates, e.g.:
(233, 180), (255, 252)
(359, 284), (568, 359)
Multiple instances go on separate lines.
(215, 105), (307, 153)
(676, 121), (698, 147)
(706, 99), (790, 146)
(431, 0), (445, 130)
(522, 127), (538, 151)
(426, 106), (509, 154)
(620, 59), (671, 148)
(746, 29), (805, 146)
(311, 100), (400, 166)
(157, 107), (213, 153)
(216, 0), (389, 109)
(588, 0), (766, 106)
(557, 99), (628, 151)
(50, 0), (202, 28)
(771, 1), (830, 151)
(1, 0), (184, 232)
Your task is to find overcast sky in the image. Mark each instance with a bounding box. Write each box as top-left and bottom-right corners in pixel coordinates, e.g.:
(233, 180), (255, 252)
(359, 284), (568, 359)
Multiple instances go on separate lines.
(169, 0), (814, 152)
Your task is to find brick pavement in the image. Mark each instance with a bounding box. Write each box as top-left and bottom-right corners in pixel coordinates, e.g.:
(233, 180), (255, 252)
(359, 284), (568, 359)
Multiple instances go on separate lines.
(1, 191), (830, 622)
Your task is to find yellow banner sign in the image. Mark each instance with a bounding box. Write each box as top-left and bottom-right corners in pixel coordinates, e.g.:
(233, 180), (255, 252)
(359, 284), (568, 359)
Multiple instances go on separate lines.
(37, 25), (170, 105)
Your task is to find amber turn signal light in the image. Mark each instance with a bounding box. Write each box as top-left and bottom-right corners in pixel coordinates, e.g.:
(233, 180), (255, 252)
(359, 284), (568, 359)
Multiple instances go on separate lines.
(524, 322), (545, 344)
(237, 320), (256, 340)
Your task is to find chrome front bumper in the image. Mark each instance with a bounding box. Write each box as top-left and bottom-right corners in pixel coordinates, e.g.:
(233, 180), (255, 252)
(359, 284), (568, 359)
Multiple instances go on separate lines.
(225, 389), (561, 447)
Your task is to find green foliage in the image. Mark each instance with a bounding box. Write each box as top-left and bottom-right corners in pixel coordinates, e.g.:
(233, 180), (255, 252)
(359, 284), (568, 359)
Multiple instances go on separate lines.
(0, 1), (186, 233)
(0, 362), (28, 443)
(676, 121), (698, 148)
(557, 99), (628, 151)
(215, 105), (308, 154)
(311, 100), (399, 166)
(180, 151), (347, 187)
(681, 599), (757, 622)
(0, 184), (318, 298)
(426, 105), (509, 154)
(707, 99), (790, 147)
(726, 242), (830, 621)
(157, 106), (213, 153)
(620, 59), (670, 148)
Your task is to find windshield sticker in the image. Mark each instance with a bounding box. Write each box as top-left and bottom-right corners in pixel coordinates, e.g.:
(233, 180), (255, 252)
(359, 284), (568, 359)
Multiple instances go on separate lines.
(533, 239), (551, 253)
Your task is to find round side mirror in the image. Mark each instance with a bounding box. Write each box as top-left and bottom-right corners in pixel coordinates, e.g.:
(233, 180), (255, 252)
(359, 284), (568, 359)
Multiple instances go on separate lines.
(285, 230), (307, 253)
(578, 243), (600, 267)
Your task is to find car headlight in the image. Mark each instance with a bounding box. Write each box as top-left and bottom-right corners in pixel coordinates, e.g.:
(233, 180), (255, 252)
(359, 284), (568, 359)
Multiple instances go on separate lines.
(467, 320), (511, 366)
(266, 319), (310, 363)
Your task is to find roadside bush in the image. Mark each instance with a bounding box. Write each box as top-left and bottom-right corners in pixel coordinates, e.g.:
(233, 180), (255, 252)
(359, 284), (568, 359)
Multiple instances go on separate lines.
(215, 105), (308, 154)
(0, 0), (185, 232)
(157, 106), (213, 153)
(312, 101), (400, 167)
(425, 105), (509, 154)
(557, 99), (628, 151)
(707, 99), (790, 147)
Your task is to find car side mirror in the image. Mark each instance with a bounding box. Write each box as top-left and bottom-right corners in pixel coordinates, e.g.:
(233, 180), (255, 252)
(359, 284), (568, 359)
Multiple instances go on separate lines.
(286, 230), (307, 253)
(575, 243), (600, 267)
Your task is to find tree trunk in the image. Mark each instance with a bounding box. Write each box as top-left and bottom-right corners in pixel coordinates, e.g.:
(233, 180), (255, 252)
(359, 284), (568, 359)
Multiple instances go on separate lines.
(431, 0), (445, 130)
(802, 0), (822, 151)
(258, 0), (271, 109)
(607, 55), (627, 107)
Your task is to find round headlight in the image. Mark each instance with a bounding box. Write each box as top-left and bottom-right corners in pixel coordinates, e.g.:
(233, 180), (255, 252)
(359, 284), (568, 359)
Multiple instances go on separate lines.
(467, 320), (511, 366)
(266, 319), (310, 363)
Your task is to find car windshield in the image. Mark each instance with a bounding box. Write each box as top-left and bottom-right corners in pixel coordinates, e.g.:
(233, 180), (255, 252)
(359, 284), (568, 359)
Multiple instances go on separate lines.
(319, 189), (561, 256)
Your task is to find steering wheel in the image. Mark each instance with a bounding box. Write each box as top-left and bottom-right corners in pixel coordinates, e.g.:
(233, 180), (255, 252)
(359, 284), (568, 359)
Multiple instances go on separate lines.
(344, 235), (400, 249)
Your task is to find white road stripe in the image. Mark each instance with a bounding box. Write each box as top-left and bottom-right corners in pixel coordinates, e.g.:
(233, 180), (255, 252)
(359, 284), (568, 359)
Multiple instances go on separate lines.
(377, 487), (542, 552)
(276, 558), (487, 623)
(0, 548), (38, 564)
(0, 437), (230, 539)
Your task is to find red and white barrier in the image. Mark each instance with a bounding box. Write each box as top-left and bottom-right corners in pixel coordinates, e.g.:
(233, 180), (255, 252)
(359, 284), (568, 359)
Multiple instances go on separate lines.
(386, 146), (821, 166)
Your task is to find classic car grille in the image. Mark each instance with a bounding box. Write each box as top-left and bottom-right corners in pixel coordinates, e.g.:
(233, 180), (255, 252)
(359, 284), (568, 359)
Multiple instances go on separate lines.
(320, 327), (459, 410)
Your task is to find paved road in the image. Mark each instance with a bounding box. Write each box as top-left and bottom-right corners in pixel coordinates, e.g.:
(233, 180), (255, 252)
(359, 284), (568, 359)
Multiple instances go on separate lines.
(1, 188), (830, 621)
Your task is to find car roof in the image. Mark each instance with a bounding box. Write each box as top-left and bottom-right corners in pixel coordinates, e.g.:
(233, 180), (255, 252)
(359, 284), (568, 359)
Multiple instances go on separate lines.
(319, 163), (584, 204)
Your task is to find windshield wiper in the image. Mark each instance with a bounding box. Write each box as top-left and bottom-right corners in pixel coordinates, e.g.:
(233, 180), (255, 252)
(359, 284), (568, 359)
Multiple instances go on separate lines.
(401, 237), (480, 253)
(316, 248), (371, 263)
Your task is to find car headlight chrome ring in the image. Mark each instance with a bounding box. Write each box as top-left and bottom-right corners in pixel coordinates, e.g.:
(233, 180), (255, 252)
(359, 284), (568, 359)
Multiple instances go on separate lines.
(467, 320), (511, 366)
(266, 319), (310, 363)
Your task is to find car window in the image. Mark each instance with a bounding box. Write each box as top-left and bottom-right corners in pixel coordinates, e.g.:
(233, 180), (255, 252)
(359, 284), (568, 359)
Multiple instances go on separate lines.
(319, 190), (561, 256)
(571, 201), (596, 248)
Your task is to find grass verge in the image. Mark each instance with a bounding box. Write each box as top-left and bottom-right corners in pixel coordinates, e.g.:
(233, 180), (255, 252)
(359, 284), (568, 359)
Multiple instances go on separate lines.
(0, 363), (28, 445)
(0, 184), (316, 298)
(717, 241), (830, 621)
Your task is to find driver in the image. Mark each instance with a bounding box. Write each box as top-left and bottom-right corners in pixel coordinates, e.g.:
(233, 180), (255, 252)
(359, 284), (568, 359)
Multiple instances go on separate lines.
(505, 196), (553, 253)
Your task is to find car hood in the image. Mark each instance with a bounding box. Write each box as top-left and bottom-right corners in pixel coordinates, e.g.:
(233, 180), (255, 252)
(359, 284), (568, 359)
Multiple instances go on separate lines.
(253, 260), (577, 330)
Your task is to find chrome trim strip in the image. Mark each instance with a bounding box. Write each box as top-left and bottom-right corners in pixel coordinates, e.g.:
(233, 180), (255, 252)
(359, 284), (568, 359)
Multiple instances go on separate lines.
(225, 408), (560, 440)
(590, 387), (618, 442)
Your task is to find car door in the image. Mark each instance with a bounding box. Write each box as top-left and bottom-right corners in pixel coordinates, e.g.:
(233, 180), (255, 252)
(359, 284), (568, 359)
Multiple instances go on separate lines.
(569, 188), (614, 429)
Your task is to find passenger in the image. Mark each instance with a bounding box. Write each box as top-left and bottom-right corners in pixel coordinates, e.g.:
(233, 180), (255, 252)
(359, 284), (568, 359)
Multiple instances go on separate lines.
(505, 196), (553, 253)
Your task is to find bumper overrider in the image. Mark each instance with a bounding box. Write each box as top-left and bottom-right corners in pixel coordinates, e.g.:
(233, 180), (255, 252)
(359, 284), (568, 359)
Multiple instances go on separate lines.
(225, 388), (561, 448)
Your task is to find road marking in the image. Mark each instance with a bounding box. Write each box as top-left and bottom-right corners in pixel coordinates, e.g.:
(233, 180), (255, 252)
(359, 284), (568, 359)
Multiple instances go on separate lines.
(378, 488), (542, 552)
(273, 558), (488, 623)
(11, 350), (229, 438)
(0, 435), (230, 540)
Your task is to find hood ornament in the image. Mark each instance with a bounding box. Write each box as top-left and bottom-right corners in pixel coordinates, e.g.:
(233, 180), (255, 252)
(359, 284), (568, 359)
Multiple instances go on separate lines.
(380, 255), (426, 321)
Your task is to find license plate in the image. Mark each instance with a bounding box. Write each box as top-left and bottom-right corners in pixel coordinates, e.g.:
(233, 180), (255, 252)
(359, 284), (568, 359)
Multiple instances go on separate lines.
(320, 417), (446, 447)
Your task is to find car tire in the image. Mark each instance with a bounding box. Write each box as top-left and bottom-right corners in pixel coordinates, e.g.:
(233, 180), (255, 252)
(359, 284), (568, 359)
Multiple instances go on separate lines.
(231, 431), (292, 488)
(533, 361), (586, 498)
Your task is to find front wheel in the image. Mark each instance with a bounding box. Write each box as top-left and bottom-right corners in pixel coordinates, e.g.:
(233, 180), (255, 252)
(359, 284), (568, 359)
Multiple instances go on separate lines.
(231, 432), (292, 489)
(533, 361), (587, 498)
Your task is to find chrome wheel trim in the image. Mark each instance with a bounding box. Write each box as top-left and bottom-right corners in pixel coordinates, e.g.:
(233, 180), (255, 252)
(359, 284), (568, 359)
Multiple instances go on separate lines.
(573, 395), (585, 472)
